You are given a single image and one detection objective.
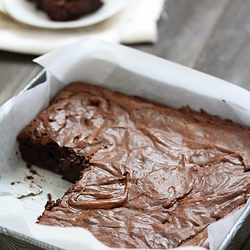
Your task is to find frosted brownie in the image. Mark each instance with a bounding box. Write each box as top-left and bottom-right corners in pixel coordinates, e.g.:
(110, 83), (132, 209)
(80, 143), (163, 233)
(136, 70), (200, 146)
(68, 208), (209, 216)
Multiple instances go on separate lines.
(28, 0), (103, 21)
(17, 82), (250, 249)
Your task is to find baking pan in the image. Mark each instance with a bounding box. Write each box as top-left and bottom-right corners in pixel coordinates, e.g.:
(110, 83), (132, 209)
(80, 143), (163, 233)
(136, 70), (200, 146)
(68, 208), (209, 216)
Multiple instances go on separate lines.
(1, 39), (250, 250)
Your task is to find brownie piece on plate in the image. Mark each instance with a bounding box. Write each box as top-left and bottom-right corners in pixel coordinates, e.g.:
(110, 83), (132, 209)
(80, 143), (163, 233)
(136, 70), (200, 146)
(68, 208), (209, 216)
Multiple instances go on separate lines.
(28, 0), (103, 21)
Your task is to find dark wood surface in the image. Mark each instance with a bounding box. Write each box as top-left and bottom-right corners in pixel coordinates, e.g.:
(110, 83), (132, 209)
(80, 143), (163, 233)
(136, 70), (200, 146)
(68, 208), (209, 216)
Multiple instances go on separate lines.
(1, 0), (250, 106)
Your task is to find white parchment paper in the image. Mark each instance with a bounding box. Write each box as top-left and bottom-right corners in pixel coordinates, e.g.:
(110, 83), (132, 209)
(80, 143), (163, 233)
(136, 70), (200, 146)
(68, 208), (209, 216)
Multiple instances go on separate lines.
(1, 38), (250, 250)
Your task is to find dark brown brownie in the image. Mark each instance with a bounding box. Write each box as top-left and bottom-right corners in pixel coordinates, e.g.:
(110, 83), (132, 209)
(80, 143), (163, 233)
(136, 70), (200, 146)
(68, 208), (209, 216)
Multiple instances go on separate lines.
(28, 0), (103, 21)
(17, 82), (250, 249)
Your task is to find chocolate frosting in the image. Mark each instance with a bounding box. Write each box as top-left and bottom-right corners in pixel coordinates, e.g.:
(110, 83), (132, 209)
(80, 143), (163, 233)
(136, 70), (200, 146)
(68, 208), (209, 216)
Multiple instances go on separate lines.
(17, 82), (250, 249)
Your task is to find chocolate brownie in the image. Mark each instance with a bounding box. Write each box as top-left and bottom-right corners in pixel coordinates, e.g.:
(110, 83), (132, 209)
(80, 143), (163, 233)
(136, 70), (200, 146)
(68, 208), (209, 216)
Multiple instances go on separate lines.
(17, 82), (250, 249)
(28, 0), (103, 21)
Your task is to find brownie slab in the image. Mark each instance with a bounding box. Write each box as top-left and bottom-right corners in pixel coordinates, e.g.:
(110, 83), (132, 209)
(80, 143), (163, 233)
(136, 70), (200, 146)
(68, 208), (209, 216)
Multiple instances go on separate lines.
(17, 82), (250, 249)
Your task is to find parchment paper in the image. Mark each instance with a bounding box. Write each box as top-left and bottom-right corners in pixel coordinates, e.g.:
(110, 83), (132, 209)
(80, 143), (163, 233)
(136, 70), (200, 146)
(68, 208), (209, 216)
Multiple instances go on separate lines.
(1, 38), (250, 250)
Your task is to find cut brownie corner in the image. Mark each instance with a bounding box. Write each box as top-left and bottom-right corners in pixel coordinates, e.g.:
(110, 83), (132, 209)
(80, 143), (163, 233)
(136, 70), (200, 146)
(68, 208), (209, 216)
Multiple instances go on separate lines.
(17, 135), (89, 183)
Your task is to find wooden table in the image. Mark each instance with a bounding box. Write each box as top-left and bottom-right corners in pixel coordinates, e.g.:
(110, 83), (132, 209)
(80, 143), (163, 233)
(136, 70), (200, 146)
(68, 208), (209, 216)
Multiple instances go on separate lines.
(1, 0), (250, 106)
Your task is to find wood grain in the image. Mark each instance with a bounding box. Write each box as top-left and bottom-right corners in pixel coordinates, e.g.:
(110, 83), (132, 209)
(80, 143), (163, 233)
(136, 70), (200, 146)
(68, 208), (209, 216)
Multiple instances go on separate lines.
(131, 0), (230, 67)
(1, 0), (250, 106)
(194, 0), (250, 91)
(0, 51), (42, 105)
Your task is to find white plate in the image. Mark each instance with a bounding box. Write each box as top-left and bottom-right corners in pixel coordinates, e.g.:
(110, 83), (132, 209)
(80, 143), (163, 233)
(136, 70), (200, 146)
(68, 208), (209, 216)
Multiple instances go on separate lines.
(2, 0), (128, 29)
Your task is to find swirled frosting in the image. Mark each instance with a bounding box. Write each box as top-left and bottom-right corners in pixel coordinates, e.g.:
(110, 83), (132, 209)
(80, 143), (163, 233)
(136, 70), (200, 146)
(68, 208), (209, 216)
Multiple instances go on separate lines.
(17, 82), (250, 249)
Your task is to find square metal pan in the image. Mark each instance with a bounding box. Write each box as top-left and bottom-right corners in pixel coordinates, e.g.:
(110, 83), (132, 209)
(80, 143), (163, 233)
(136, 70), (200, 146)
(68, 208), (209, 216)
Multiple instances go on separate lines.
(1, 70), (250, 250)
